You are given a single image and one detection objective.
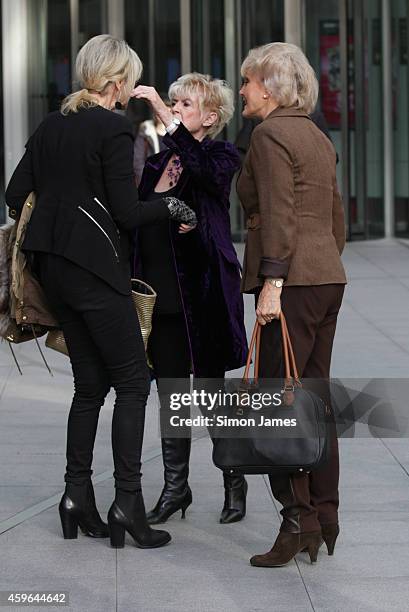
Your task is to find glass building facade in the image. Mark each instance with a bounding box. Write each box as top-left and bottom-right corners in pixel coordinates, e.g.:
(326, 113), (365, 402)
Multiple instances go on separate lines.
(1, 0), (408, 241)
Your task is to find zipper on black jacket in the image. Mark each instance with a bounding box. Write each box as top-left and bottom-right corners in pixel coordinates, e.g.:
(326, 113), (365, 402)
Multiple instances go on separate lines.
(93, 197), (120, 236)
(78, 206), (119, 262)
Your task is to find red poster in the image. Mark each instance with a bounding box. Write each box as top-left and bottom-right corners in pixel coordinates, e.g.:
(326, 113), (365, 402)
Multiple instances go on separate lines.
(319, 20), (354, 129)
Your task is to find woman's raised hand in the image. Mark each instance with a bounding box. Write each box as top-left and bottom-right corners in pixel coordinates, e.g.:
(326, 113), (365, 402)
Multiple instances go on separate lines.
(131, 86), (173, 127)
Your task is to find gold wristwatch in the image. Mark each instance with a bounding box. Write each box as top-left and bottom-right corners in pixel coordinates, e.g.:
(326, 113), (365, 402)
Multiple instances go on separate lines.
(267, 279), (284, 288)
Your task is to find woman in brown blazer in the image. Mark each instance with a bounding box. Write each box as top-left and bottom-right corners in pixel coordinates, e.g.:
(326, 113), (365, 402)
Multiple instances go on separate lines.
(237, 42), (347, 567)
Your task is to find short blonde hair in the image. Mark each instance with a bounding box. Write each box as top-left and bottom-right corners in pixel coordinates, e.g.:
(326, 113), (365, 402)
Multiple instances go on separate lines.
(168, 72), (234, 138)
(61, 34), (142, 115)
(241, 42), (318, 114)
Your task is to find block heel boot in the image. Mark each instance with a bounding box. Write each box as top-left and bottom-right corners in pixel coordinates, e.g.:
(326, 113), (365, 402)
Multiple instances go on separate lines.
(108, 490), (171, 549)
(59, 481), (109, 539)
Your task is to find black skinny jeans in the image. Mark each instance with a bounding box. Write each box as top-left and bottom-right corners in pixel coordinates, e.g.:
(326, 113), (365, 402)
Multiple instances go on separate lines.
(37, 253), (150, 492)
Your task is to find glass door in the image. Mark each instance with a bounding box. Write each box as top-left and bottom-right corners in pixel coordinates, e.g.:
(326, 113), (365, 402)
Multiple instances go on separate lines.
(393, 0), (409, 237)
(26, 0), (71, 134)
(191, 0), (225, 78)
(349, 0), (384, 238)
(306, 0), (385, 240)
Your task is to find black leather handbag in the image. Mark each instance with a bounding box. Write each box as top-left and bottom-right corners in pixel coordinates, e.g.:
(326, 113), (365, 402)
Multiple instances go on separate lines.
(212, 313), (330, 475)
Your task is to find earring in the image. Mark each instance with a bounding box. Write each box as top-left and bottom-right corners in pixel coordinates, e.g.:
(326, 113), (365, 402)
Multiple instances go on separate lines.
(263, 94), (269, 99)
(115, 89), (123, 110)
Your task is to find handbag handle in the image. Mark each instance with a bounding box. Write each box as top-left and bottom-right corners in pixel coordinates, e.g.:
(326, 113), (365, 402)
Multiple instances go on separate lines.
(243, 313), (301, 389)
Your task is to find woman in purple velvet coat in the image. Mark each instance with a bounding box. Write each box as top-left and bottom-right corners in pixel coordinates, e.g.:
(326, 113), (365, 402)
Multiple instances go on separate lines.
(131, 73), (248, 525)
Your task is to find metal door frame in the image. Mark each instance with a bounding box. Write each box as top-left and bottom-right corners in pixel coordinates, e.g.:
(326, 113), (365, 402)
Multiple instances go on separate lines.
(339, 0), (369, 240)
(339, 0), (351, 239)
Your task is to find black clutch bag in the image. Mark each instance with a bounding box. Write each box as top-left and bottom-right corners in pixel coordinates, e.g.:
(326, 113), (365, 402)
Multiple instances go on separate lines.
(212, 313), (330, 475)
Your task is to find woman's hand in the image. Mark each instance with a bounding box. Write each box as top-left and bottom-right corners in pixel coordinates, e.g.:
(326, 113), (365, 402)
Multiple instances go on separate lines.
(165, 197), (197, 226)
(178, 223), (197, 234)
(131, 85), (173, 127)
(256, 279), (282, 325)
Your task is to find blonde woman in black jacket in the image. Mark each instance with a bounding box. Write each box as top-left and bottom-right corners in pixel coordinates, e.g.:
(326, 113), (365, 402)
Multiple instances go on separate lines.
(5, 35), (195, 550)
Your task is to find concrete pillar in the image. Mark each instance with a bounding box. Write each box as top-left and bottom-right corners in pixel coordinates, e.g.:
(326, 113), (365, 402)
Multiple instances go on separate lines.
(382, 0), (394, 238)
(284, 0), (303, 47)
(180, 0), (191, 74)
(107, 0), (125, 40)
(2, 0), (29, 185)
(70, 0), (79, 87)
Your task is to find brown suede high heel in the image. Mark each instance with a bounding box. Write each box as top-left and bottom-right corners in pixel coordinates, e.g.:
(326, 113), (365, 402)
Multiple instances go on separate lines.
(321, 523), (339, 555)
(250, 531), (322, 567)
(301, 523), (339, 555)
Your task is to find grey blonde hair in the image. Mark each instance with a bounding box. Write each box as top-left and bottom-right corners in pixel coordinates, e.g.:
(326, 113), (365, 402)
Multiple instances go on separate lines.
(61, 34), (142, 115)
(168, 72), (234, 138)
(241, 42), (318, 114)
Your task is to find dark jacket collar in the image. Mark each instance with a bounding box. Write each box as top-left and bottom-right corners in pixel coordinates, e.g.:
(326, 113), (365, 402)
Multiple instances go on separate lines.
(140, 132), (213, 197)
(162, 132), (212, 152)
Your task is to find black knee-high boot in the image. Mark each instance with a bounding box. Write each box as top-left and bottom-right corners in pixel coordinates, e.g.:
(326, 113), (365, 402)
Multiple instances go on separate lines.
(219, 472), (248, 524)
(146, 437), (192, 524)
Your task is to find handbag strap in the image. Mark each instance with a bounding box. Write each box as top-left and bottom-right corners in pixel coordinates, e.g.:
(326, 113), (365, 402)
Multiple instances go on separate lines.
(281, 314), (301, 385)
(242, 313), (301, 388)
(242, 320), (259, 383)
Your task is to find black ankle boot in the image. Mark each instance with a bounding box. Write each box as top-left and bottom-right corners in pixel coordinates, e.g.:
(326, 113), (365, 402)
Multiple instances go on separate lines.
(108, 490), (171, 549)
(219, 473), (248, 524)
(147, 438), (192, 524)
(59, 481), (109, 539)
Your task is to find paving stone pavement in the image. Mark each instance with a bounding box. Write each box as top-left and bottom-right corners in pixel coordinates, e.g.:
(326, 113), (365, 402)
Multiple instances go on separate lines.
(1, 239), (409, 612)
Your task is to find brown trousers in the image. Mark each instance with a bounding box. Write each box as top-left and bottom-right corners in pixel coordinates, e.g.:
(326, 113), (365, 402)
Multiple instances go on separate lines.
(257, 284), (345, 533)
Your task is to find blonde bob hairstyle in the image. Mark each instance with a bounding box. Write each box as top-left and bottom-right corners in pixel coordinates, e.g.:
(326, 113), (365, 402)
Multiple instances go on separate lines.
(61, 34), (142, 115)
(168, 72), (234, 138)
(241, 42), (318, 114)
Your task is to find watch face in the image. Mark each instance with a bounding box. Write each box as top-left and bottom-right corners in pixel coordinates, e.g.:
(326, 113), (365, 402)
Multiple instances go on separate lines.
(276, 280), (283, 288)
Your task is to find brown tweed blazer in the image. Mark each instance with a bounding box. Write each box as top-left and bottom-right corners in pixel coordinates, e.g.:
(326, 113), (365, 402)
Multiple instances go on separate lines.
(237, 106), (347, 293)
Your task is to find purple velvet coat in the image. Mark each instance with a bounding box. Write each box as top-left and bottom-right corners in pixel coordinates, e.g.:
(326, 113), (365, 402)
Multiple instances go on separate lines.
(134, 123), (248, 376)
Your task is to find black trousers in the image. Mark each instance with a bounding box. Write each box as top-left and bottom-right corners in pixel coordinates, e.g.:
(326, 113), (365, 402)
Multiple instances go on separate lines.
(257, 284), (344, 532)
(148, 312), (225, 434)
(37, 253), (150, 492)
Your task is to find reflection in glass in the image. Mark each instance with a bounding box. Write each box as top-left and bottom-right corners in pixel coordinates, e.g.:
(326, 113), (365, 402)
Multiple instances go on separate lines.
(305, 0), (346, 213)
(306, 0), (384, 239)
(364, 0), (384, 237)
(125, 0), (150, 82)
(154, 0), (181, 95)
(241, 0), (284, 53)
(191, 0), (225, 78)
(79, 0), (103, 47)
(392, 0), (409, 237)
(125, 0), (151, 131)
(47, 0), (71, 114)
(27, 0), (71, 134)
